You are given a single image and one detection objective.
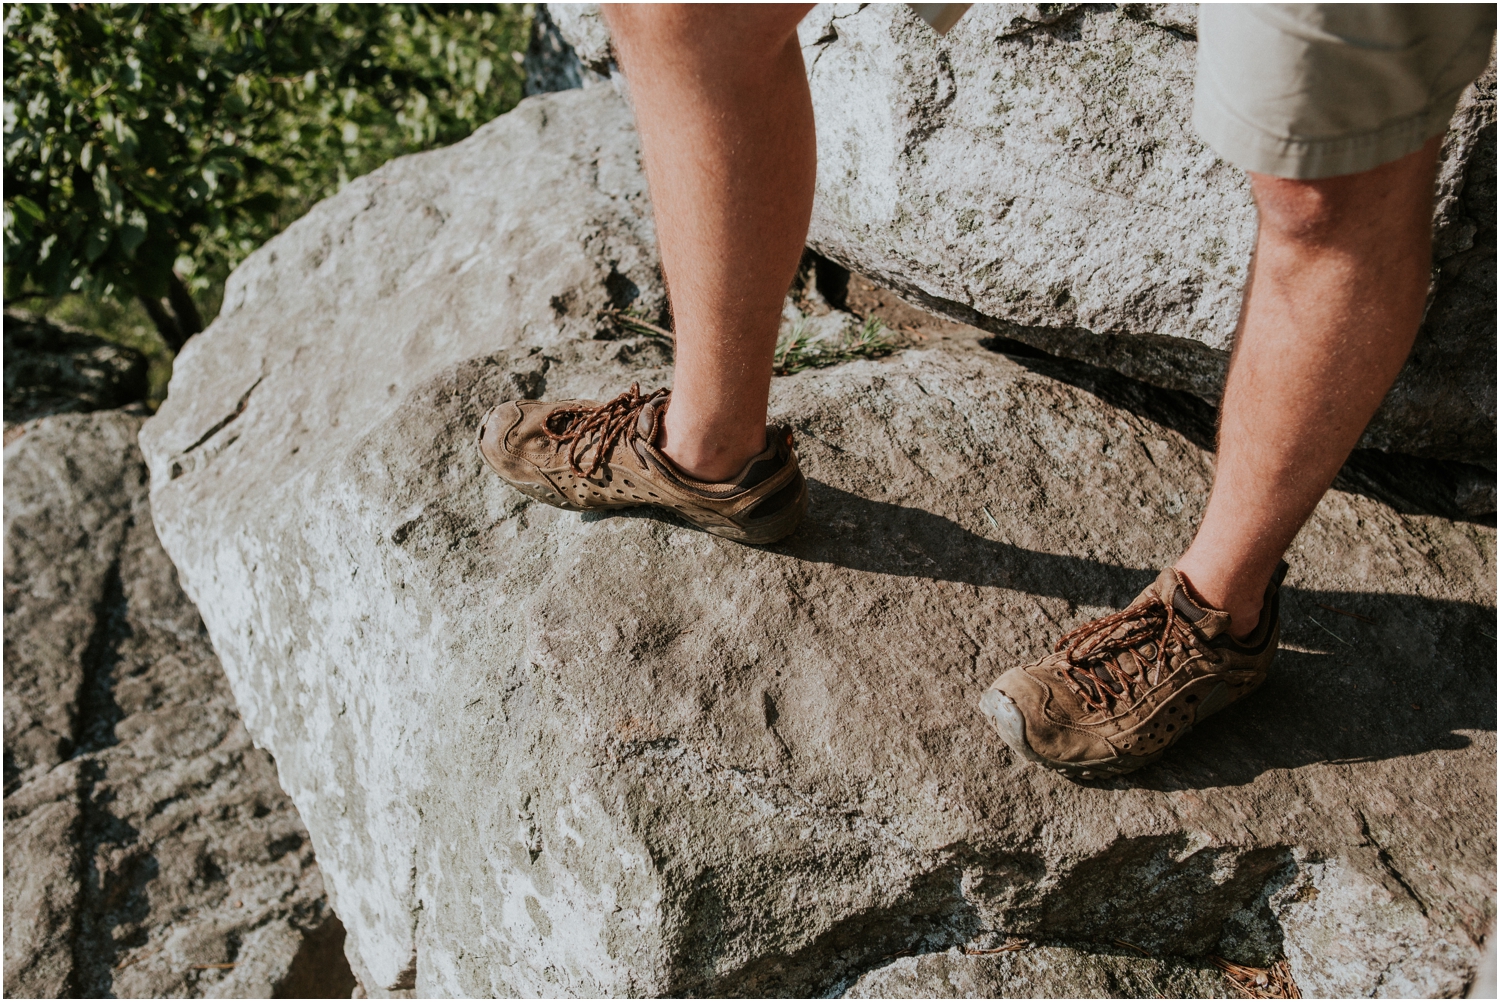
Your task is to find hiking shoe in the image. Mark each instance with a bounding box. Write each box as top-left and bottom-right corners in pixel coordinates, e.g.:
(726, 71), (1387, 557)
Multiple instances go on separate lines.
(477, 383), (808, 545)
(979, 564), (1286, 779)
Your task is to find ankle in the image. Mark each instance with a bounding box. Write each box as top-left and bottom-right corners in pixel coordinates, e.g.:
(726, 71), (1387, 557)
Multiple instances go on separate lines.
(657, 414), (766, 483)
(1173, 557), (1267, 641)
(1223, 597), (1264, 642)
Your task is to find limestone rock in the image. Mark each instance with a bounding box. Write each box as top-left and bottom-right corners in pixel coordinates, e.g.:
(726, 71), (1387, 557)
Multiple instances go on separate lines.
(4, 760), (84, 998)
(4, 409), (160, 786)
(3, 309), (148, 425)
(537, 3), (1496, 467)
(3, 410), (354, 998)
(1380, 59), (1498, 466)
(546, 2), (615, 79)
(141, 85), (1495, 998)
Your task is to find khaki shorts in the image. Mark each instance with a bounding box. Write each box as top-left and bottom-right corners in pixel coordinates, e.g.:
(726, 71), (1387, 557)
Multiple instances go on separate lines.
(1194, 4), (1496, 179)
(912, 3), (1495, 180)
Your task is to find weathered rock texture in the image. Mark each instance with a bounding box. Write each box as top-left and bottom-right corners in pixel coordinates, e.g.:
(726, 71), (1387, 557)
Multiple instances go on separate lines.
(4, 308), (148, 425)
(842, 942), (1229, 998)
(3, 410), (354, 998)
(541, 3), (1497, 468)
(139, 84), (1495, 998)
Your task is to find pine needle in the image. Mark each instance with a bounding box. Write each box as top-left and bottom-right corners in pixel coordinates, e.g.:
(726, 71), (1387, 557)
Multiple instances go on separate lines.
(1211, 956), (1301, 999)
(965, 936), (1028, 955)
(600, 307), (675, 343)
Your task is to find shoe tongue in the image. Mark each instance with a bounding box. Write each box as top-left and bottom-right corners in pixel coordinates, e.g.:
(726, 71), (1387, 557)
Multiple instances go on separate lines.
(636, 397), (666, 445)
(1155, 568), (1232, 640)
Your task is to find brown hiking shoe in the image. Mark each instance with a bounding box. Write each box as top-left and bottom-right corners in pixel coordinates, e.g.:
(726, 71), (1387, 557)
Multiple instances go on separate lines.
(477, 384), (808, 545)
(979, 564), (1286, 779)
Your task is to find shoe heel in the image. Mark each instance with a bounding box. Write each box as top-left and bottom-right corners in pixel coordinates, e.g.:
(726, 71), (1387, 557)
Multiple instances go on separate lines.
(689, 477), (808, 545)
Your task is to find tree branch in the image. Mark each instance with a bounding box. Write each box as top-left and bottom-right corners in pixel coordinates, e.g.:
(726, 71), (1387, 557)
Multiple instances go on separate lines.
(166, 271), (203, 340)
(137, 292), (186, 353)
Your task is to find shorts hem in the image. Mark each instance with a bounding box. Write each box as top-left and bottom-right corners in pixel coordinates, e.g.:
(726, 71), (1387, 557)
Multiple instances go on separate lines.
(1193, 85), (1468, 180)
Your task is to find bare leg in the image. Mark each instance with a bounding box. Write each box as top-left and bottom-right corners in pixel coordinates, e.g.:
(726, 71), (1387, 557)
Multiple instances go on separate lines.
(1175, 137), (1442, 636)
(604, 4), (816, 482)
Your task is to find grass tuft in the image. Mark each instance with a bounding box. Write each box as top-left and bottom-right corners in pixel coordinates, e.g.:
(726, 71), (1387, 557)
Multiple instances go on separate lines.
(773, 315), (893, 376)
(600, 308), (895, 377)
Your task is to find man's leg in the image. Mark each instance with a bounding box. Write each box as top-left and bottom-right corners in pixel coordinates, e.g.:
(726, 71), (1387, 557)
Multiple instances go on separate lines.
(604, 4), (817, 482)
(982, 137), (1443, 778)
(1174, 137), (1441, 637)
(477, 5), (815, 545)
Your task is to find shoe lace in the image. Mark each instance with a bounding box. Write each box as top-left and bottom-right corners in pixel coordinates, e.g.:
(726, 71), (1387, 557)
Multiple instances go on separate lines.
(1053, 592), (1205, 712)
(543, 382), (668, 478)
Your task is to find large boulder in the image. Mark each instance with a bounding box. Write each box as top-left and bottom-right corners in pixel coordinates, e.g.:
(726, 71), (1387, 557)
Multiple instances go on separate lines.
(3, 410), (353, 998)
(540, 3), (1497, 469)
(140, 84), (1494, 998)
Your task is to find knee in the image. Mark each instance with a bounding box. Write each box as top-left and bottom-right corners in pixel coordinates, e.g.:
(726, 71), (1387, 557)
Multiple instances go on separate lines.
(1249, 139), (1440, 248)
(1250, 174), (1354, 246)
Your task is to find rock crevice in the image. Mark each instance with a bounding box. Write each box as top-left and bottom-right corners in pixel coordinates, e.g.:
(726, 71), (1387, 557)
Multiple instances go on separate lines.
(4, 410), (356, 999)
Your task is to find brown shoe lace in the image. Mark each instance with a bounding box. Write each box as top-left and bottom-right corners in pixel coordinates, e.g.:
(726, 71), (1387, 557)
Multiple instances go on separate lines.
(543, 382), (668, 478)
(1053, 590), (1205, 712)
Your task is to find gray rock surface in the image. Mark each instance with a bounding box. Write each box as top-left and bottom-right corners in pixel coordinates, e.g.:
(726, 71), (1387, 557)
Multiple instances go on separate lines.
(141, 84), (1495, 998)
(3, 410), (354, 998)
(842, 943), (1229, 998)
(4, 308), (148, 425)
(536, 3), (1496, 468)
(545, 3), (615, 81)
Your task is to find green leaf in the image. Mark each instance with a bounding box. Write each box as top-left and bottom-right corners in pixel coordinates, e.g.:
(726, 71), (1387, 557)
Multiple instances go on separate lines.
(119, 209), (148, 257)
(84, 224), (112, 263)
(11, 195), (45, 221)
(133, 188), (174, 213)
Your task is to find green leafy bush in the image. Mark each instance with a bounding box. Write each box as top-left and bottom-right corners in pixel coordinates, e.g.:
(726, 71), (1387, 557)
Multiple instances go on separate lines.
(4, 3), (530, 350)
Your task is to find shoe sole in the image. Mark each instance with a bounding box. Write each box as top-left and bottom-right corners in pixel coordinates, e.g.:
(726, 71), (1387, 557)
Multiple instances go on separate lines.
(509, 477), (806, 545)
(695, 476), (808, 546)
(978, 685), (1168, 781)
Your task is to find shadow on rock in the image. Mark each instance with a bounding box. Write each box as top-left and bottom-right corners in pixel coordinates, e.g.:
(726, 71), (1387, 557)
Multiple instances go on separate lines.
(1126, 584), (1494, 790)
(984, 338), (1498, 524)
(778, 481), (1493, 787)
(73, 759), (160, 995)
(275, 914), (359, 999)
(781, 480), (1159, 606)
